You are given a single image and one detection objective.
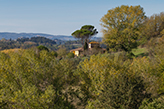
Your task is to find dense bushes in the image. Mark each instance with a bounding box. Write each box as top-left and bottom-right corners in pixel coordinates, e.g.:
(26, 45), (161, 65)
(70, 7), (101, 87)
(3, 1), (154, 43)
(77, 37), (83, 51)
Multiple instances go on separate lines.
(90, 73), (149, 109)
(0, 30), (164, 109)
(0, 49), (79, 108)
(0, 36), (164, 108)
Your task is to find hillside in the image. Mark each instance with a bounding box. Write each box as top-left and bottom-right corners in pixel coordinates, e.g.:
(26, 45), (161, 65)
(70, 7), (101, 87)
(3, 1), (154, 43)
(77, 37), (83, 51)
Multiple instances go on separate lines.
(0, 36), (84, 51)
(0, 32), (102, 41)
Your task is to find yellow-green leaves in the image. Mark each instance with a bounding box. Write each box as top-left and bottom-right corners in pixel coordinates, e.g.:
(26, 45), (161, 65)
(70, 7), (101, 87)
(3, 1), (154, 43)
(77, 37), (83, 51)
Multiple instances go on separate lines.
(0, 49), (77, 108)
(142, 12), (164, 40)
(77, 54), (125, 99)
(101, 5), (146, 52)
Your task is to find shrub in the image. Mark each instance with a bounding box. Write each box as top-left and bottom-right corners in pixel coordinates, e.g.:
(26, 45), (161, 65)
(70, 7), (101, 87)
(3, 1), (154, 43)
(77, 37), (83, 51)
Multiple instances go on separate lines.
(67, 52), (75, 58)
(139, 96), (164, 109)
(37, 45), (49, 52)
(88, 72), (150, 109)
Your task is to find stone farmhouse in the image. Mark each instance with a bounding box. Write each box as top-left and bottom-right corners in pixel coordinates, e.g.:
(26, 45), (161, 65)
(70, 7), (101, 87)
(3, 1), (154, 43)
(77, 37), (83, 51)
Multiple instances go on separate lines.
(70, 42), (106, 56)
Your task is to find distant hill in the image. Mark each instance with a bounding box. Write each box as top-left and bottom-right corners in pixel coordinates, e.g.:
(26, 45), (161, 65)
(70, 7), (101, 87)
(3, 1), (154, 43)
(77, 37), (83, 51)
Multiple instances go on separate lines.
(0, 32), (102, 41)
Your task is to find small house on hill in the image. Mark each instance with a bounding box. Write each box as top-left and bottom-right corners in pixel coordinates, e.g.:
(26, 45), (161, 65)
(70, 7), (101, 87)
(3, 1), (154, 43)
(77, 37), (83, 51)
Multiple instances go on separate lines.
(70, 47), (84, 56)
(70, 41), (106, 56)
(88, 42), (100, 49)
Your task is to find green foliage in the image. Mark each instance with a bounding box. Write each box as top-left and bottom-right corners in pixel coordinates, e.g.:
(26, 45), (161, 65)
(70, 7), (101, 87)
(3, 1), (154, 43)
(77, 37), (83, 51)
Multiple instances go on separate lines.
(1, 43), (164, 108)
(101, 5), (146, 52)
(17, 36), (56, 44)
(56, 46), (68, 58)
(77, 53), (129, 107)
(83, 48), (105, 56)
(50, 51), (58, 57)
(139, 96), (164, 109)
(67, 52), (75, 58)
(0, 39), (22, 50)
(142, 12), (164, 40)
(77, 53), (159, 108)
(153, 37), (164, 94)
(90, 72), (149, 109)
(37, 45), (49, 52)
(0, 49), (78, 108)
(143, 36), (164, 94)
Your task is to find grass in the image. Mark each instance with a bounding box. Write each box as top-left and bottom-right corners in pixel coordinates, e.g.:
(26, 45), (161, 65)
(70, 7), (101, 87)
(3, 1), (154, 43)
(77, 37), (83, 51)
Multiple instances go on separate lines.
(1, 48), (22, 54)
(132, 47), (148, 57)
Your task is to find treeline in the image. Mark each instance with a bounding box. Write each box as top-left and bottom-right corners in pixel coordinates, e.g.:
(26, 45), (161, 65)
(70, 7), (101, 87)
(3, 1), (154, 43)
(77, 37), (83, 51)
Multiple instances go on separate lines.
(17, 37), (56, 44)
(0, 37), (55, 50)
(0, 37), (82, 51)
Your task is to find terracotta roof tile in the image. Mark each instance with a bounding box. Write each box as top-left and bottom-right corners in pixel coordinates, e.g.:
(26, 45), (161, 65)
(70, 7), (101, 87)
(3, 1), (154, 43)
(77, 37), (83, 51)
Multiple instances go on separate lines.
(70, 47), (84, 52)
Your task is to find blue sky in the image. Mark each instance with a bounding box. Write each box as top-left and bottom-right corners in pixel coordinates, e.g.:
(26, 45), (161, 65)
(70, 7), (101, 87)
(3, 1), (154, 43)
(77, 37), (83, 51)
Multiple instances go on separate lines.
(0, 0), (164, 37)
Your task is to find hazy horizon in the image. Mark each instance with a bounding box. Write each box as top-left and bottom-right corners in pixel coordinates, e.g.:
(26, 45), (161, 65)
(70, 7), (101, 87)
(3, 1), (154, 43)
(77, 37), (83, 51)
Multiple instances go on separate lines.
(0, 0), (164, 37)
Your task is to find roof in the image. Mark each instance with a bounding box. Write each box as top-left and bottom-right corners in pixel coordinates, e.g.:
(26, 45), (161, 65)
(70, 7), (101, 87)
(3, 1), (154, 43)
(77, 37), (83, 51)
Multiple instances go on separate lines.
(101, 48), (106, 51)
(89, 42), (99, 44)
(70, 47), (84, 52)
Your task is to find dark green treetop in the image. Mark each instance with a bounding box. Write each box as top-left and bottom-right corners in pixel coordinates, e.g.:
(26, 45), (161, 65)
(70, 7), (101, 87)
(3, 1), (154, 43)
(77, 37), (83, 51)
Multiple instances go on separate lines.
(37, 45), (49, 52)
(71, 25), (98, 46)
